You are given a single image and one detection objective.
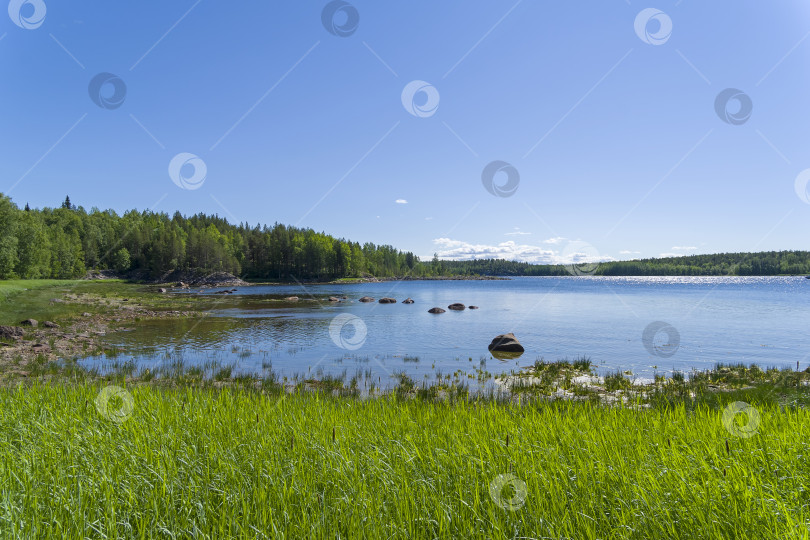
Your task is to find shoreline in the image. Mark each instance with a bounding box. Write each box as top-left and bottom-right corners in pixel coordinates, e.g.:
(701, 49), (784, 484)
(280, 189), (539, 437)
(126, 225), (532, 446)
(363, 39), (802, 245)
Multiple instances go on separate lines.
(0, 280), (807, 409)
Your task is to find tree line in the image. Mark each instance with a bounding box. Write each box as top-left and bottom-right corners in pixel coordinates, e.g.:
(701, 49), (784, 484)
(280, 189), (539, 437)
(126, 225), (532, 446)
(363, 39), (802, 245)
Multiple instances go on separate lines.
(439, 252), (810, 277)
(0, 195), (426, 280)
(0, 194), (807, 280)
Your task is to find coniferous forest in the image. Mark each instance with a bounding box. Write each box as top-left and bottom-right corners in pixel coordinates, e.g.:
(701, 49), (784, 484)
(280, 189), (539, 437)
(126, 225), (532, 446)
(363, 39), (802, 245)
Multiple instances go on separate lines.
(0, 194), (808, 280)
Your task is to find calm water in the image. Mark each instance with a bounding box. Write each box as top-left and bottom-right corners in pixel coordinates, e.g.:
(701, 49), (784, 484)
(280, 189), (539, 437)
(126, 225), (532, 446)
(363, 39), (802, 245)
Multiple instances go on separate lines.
(83, 276), (810, 386)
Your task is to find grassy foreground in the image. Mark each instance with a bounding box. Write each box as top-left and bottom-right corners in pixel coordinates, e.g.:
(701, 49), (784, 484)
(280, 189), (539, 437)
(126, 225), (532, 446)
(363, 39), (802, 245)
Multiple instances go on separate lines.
(0, 384), (807, 539)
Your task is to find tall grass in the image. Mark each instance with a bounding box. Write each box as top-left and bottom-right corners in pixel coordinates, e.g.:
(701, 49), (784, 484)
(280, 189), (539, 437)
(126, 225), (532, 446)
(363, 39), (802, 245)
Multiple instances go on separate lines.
(0, 383), (806, 538)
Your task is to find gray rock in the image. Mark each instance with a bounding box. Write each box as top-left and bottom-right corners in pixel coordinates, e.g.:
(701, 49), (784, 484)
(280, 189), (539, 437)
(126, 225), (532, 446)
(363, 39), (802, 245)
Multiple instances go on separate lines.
(20, 319), (37, 327)
(285, 296), (299, 301)
(359, 297), (375, 303)
(0, 326), (24, 340)
(43, 321), (60, 328)
(328, 297), (340, 302)
(378, 297), (397, 304)
(487, 333), (524, 353)
(448, 303), (465, 311)
(158, 288), (167, 293)
(428, 307), (446, 314)
(402, 298), (415, 304)
(468, 305), (479, 310)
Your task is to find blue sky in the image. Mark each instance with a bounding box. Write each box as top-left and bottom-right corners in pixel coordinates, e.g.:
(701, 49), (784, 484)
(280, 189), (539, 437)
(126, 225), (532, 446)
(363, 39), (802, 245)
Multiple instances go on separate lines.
(2, 0), (810, 263)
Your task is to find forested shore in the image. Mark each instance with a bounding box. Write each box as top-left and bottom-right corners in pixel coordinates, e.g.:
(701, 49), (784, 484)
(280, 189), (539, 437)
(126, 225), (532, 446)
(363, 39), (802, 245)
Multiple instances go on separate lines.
(0, 195), (808, 280)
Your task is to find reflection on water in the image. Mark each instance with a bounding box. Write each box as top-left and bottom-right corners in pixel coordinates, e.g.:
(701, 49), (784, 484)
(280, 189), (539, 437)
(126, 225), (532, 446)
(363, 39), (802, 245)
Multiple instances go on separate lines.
(81, 276), (810, 386)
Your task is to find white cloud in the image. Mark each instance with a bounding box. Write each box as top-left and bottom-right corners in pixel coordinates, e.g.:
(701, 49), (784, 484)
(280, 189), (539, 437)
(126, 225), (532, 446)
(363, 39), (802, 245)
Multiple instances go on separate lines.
(671, 246), (696, 251)
(505, 227), (531, 236)
(658, 253), (680, 258)
(619, 250), (641, 255)
(432, 238), (615, 265)
(542, 237), (565, 244)
(395, 199), (408, 204)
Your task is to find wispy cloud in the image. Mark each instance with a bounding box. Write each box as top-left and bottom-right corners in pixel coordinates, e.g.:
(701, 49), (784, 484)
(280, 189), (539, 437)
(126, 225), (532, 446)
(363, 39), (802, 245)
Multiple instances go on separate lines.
(505, 227), (531, 236)
(619, 250), (641, 255)
(543, 237), (566, 244)
(395, 199), (408, 204)
(671, 246), (697, 251)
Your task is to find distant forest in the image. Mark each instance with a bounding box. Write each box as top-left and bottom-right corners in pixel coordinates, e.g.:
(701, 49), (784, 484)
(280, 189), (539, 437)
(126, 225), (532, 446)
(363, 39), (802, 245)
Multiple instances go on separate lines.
(0, 195), (808, 280)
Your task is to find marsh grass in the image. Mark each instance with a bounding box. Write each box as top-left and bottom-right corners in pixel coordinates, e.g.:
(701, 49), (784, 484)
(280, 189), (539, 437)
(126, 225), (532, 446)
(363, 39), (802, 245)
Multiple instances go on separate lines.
(0, 383), (806, 538)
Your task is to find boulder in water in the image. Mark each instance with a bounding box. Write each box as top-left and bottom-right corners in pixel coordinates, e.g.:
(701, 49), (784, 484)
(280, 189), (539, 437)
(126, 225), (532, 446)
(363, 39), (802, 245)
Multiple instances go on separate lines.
(487, 333), (524, 353)
(428, 307), (446, 314)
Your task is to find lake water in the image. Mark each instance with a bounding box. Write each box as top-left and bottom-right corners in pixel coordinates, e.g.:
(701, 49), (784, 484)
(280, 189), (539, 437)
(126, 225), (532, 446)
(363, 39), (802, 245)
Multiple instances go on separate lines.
(83, 276), (810, 388)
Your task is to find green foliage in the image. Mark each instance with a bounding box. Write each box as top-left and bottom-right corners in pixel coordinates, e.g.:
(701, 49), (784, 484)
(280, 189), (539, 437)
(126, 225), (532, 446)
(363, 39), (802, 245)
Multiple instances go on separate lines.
(0, 384), (806, 538)
(112, 248), (131, 272)
(0, 195), (427, 280)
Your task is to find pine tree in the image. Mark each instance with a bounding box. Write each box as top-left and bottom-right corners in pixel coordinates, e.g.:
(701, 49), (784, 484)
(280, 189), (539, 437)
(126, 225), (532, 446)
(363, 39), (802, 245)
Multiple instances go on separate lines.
(62, 196), (72, 209)
(24, 203), (30, 212)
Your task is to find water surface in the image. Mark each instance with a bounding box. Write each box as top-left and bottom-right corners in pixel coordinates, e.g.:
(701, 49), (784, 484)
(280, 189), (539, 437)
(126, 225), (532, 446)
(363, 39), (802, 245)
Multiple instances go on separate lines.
(83, 276), (810, 387)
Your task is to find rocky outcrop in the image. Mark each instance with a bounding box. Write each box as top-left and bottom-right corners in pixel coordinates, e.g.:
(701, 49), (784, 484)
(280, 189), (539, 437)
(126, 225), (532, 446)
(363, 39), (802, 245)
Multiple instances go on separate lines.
(487, 333), (524, 353)
(402, 298), (414, 304)
(428, 307), (446, 314)
(378, 297), (397, 304)
(359, 297), (375, 303)
(0, 326), (24, 340)
(448, 303), (465, 311)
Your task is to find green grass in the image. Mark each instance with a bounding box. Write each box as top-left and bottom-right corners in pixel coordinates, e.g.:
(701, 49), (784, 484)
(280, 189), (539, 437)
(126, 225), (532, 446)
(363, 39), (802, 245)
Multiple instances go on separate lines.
(0, 383), (806, 539)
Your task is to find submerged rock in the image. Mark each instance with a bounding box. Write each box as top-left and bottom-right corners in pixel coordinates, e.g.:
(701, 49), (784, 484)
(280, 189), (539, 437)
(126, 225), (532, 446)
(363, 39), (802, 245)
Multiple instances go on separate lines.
(428, 307), (446, 314)
(488, 332), (524, 353)
(378, 297), (397, 304)
(468, 305), (479, 309)
(359, 296), (375, 303)
(402, 298), (415, 304)
(448, 303), (465, 311)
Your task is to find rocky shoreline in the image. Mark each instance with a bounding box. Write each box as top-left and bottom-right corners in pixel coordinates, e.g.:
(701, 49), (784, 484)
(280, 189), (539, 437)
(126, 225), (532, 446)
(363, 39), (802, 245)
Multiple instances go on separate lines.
(0, 291), (194, 377)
